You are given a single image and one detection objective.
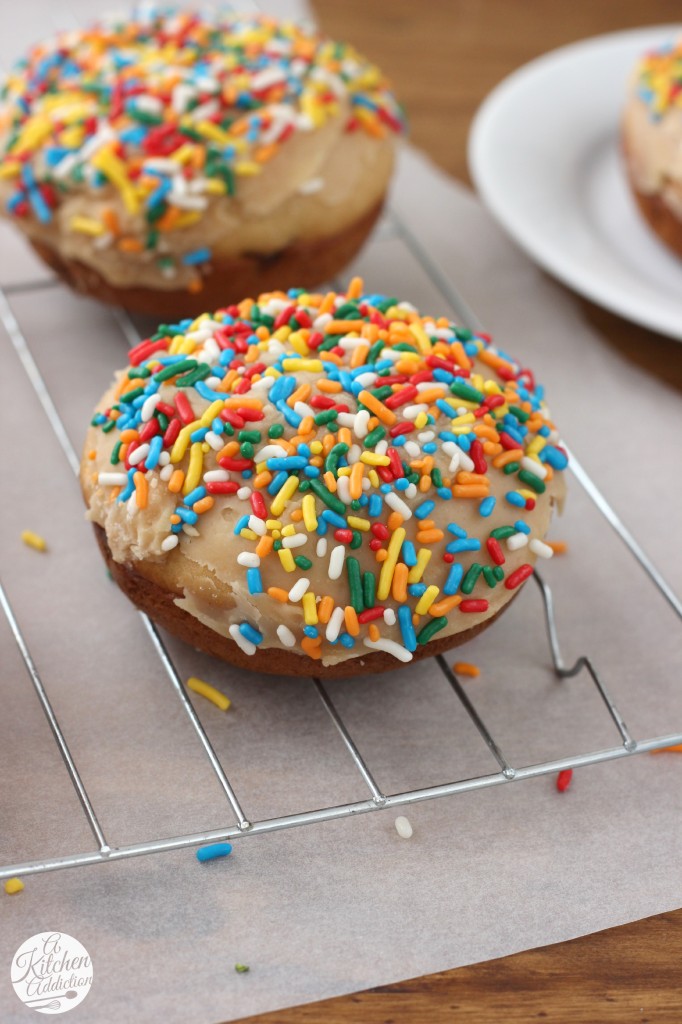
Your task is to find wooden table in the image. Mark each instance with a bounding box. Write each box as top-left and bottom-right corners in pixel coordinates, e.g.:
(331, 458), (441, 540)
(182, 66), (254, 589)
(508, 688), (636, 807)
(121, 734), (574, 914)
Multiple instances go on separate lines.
(242, 2), (682, 1020)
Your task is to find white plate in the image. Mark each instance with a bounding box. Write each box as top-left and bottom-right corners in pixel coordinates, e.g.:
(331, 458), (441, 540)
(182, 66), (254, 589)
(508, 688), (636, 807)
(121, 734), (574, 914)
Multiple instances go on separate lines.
(468, 25), (682, 341)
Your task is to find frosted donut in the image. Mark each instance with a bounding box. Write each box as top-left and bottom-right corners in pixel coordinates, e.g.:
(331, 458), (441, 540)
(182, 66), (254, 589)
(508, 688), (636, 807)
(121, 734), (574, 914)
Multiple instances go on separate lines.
(0, 8), (403, 317)
(80, 278), (567, 677)
(623, 39), (682, 257)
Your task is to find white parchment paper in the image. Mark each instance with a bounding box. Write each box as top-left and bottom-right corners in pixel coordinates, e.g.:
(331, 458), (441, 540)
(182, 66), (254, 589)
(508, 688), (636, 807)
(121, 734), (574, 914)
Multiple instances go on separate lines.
(1, 4), (682, 1022)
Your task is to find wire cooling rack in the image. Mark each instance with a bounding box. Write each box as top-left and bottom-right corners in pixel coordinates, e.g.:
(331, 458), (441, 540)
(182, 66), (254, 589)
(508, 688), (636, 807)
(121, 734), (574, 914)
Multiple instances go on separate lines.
(1, 203), (682, 882)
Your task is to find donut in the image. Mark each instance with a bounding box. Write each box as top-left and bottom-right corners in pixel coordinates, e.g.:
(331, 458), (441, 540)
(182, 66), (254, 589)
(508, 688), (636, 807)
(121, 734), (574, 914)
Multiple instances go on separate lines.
(0, 9), (403, 316)
(622, 40), (682, 258)
(80, 278), (568, 677)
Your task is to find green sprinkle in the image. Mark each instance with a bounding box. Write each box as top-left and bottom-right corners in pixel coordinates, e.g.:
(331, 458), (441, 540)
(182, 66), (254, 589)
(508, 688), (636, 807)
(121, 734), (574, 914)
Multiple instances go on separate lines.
(503, 462), (520, 475)
(268, 423), (284, 439)
(313, 409), (338, 426)
(493, 565), (505, 581)
(334, 301), (360, 318)
(490, 526), (516, 539)
(509, 405), (529, 423)
(363, 426), (386, 448)
(176, 364), (211, 387)
(295, 555), (313, 571)
(450, 381), (484, 403)
(482, 566), (498, 588)
(127, 366), (151, 379)
(518, 469), (546, 493)
(432, 468), (443, 488)
(367, 340), (384, 364)
(325, 442), (349, 475)
(370, 385), (393, 401)
(376, 297), (399, 312)
(350, 530), (363, 550)
(346, 557), (364, 612)
(238, 430), (261, 443)
(307, 477), (346, 512)
(273, 540), (282, 551)
(362, 571), (376, 608)
(154, 359), (197, 382)
(157, 412), (169, 431)
(298, 479), (311, 492)
(461, 563), (482, 595)
(417, 616), (448, 645)
(454, 327), (473, 340)
(119, 386), (145, 404)
(110, 440), (123, 465)
(392, 342), (418, 354)
(318, 336), (340, 352)
(234, 964), (250, 974)
(240, 442), (255, 459)
(101, 419), (116, 433)
(350, 499), (362, 511)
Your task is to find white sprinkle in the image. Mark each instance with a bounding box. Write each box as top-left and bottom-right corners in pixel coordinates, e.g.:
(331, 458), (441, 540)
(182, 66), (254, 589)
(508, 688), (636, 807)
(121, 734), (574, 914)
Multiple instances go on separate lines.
(205, 375), (222, 389)
(203, 469), (230, 483)
(316, 537), (328, 557)
(237, 552), (260, 567)
(347, 444), (362, 464)
(328, 545), (346, 580)
(507, 532), (529, 551)
(247, 515), (266, 535)
(294, 400), (315, 418)
(205, 431), (224, 451)
(126, 493), (138, 516)
(385, 492), (412, 520)
(521, 456), (548, 480)
(161, 535), (179, 552)
(251, 66), (287, 90)
(288, 578), (310, 602)
(417, 430), (435, 443)
(404, 483), (418, 499)
(375, 439), (388, 456)
(361, 477), (372, 491)
(277, 624), (296, 647)
(93, 231), (113, 250)
(353, 410), (371, 439)
(158, 452), (170, 467)
(326, 606), (345, 643)
(182, 525), (199, 537)
(363, 637), (413, 663)
(282, 533), (308, 549)
(459, 451), (475, 473)
(403, 441), (421, 458)
(313, 312), (332, 332)
(143, 157), (180, 174)
(529, 538), (554, 559)
(98, 471), (128, 486)
(336, 413), (356, 429)
(383, 608), (397, 626)
(238, 487), (252, 501)
(394, 815), (413, 839)
(159, 464), (174, 481)
(336, 476), (351, 506)
(355, 371), (378, 389)
(127, 444), (150, 466)
(403, 404), (428, 420)
(229, 624), (256, 656)
(255, 444), (290, 461)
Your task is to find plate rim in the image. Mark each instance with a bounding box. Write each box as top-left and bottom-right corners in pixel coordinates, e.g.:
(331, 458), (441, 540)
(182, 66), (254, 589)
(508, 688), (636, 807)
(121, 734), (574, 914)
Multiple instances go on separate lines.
(468, 24), (682, 341)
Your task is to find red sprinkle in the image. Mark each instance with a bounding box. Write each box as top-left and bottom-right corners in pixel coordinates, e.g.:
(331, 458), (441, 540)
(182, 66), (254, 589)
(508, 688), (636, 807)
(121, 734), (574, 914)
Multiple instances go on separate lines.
(470, 439), (487, 474)
(250, 492), (267, 519)
(505, 564), (533, 590)
(556, 769), (573, 793)
(459, 599), (489, 613)
(357, 606), (386, 623)
(486, 537), (505, 566)
(163, 417), (181, 447)
(206, 481), (239, 495)
(218, 457), (252, 471)
(333, 528), (353, 544)
(174, 392), (195, 425)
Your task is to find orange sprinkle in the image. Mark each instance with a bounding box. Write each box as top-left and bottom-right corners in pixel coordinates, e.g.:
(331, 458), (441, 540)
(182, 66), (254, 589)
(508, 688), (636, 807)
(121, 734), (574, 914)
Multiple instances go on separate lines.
(368, 623), (381, 642)
(375, 548), (388, 563)
(255, 535), (274, 559)
(323, 471), (337, 492)
(547, 541), (568, 555)
(267, 587), (289, 603)
(391, 563), (409, 602)
(193, 496), (214, 515)
(170, 514), (181, 525)
(288, 383), (311, 407)
(387, 511), (404, 533)
(492, 449), (524, 468)
(651, 744), (682, 754)
(117, 236), (144, 253)
(87, 449), (97, 460)
(416, 528), (445, 544)
(101, 207), (120, 235)
(166, 469), (185, 493)
(316, 378), (342, 394)
(349, 462), (364, 500)
(301, 636), (322, 660)
(318, 596), (334, 624)
(290, 509), (303, 522)
(358, 389), (396, 426)
(483, 442), (503, 456)
(325, 319), (366, 334)
(452, 484), (491, 499)
(418, 475), (431, 493)
(453, 661), (480, 677)
(456, 472), (490, 486)
(350, 343), (370, 369)
(450, 341), (472, 369)
(344, 606), (360, 636)
(416, 387), (446, 405)
(133, 472), (148, 508)
(319, 291), (337, 315)
(346, 276), (364, 300)
(297, 416), (314, 436)
(473, 424), (500, 442)
(430, 595), (462, 616)
(253, 471), (272, 489)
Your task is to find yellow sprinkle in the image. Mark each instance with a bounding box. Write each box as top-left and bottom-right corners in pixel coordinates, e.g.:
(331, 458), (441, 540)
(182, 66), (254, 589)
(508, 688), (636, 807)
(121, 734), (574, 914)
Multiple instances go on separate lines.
(0, 162), (21, 179)
(407, 549), (432, 584)
(415, 586), (440, 615)
(409, 322), (432, 355)
(4, 878), (24, 895)
(196, 119), (232, 145)
(278, 548), (296, 573)
(347, 516), (370, 532)
(414, 412), (428, 429)
(21, 530), (47, 552)
(170, 424), (193, 463)
(265, 519), (282, 531)
(281, 524), (296, 537)
(270, 475), (299, 516)
(187, 676), (231, 711)
(302, 494), (318, 531)
(360, 452), (391, 466)
(239, 529), (258, 541)
(69, 215), (105, 236)
(517, 489), (536, 501)
(377, 527), (406, 601)
(310, 441), (323, 455)
(234, 161), (261, 176)
(452, 413), (476, 426)
(183, 442), (204, 495)
(281, 359), (324, 373)
(368, 469), (380, 487)
(527, 437), (547, 455)
(199, 400), (225, 427)
(302, 592), (318, 625)
(483, 380), (503, 395)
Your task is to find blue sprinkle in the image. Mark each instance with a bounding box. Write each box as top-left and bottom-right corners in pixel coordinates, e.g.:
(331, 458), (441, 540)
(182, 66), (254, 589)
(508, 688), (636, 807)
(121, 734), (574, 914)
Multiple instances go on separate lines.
(339, 633), (355, 648)
(514, 519), (531, 535)
(196, 842), (232, 862)
(195, 380), (224, 401)
(175, 507), (198, 524)
(408, 583), (427, 598)
(321, 509), (347, 528)
(184, 485), (207, 506)
(437, 487), (452, 499)
(538, 425), (551, 438)
(239, 622), (263, 645)
(542, 445), (568, 470)
(190, 426), (209, 442)
(414, 500), (435, 520)
(395, 478), (410, 491)
(211, 418), (225, 434)
(246, 567), (263, 594)
(398, 605), (417, 652)
(267, 456), (308, 471)
(276, 399), (302, 428)
(479, 496), (496, 517)
(304, 466), (320, 478)
(392, 435), (405, 447)
(402, 540), (417, 567)
(368, 494), (383, 517)
(303, 625), (319, 639)
(316, 517), (329, 536)
(447, 538), (481, 554)
(267, 471), (288, 495)
(446, 523), (468, 538)
(505, 491), (526, 508)
(234, 513), (250, 535)
(423, 442), (437, 454)
(444, 563), (464, 595)
(436, 398), (460, 418)
(182, 246), (212, 266)
(117, 468), (136, 503)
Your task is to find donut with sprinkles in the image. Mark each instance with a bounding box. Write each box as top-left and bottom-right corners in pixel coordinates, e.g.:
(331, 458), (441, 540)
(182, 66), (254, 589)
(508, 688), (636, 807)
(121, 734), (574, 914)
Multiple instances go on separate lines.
(81, 278), (567, 676)
(0, 7), (403, 316)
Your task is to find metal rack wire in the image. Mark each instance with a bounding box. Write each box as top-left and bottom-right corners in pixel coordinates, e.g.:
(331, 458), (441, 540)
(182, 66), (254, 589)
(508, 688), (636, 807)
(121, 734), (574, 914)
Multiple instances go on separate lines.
(1, 206), (681, 881)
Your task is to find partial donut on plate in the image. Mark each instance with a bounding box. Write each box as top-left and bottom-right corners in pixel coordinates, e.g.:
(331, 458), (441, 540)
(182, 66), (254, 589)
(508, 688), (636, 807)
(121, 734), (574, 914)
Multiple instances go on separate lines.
(0, 8), (404, 316)
(623, 39), (682, 258)
(80, 278), (568, 677)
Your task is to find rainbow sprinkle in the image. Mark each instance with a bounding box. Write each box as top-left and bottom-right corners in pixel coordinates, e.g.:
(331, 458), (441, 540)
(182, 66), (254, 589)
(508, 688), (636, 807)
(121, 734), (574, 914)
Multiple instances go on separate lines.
(87, 278), (567, 665)
(0, 7), (404, 282)
(635, 41), (682, 119)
